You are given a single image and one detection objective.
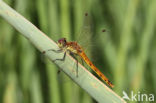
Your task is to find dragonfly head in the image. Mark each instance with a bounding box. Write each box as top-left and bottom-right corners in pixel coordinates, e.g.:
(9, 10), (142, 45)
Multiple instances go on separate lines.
(57, 38), (67, 48)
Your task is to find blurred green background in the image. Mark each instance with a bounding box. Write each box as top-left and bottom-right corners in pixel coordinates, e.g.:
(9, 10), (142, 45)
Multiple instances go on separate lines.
(0, 0), (156, 103)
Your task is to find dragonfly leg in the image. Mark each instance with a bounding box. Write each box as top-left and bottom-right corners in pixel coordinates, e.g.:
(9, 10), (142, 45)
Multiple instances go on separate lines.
(76, 57), (78, 77)
(81, 58), (84, 65)
(42, 49), (62, 54)
(48, 49), (62, 53)
(53, 52), (66, 62)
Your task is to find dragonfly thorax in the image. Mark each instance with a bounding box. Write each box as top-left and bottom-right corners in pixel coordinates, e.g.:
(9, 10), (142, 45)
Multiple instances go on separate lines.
(57, 38), (82, 54)
(66, 46), (79, 54)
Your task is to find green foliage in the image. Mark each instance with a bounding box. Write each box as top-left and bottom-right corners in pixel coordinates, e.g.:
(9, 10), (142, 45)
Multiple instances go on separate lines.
(0, 0), (156, 103)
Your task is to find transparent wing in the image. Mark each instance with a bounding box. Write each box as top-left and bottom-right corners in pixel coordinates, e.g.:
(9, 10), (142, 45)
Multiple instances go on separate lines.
(75, 13), (107, 56)
(75, 13), (93, 56)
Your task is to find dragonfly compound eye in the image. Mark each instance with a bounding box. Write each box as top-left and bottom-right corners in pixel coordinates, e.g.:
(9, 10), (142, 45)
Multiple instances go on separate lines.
(58, 38), (66, 44)
(58, 38), (67, 47)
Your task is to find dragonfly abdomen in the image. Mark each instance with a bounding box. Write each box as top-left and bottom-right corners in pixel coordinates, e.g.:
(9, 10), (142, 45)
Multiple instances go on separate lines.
(79, 51), (114, 88)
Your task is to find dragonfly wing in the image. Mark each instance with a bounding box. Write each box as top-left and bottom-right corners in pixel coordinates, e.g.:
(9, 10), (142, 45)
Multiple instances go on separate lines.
(75, 13), (93, 54)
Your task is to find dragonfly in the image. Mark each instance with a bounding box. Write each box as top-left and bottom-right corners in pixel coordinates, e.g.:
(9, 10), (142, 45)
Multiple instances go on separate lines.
(43, 13), (114, 88)
(44, 38), (114, 88)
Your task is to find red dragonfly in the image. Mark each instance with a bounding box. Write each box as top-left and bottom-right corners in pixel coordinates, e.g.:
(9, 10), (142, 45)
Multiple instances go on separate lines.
(44, 38), (114, 88)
